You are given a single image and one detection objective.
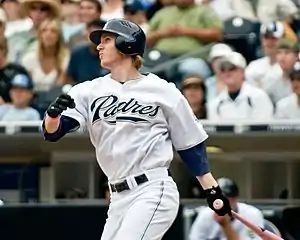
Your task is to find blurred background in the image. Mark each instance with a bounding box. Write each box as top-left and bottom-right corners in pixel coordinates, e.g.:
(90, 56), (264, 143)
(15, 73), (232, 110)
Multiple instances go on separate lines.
(0, 0), (300, 239)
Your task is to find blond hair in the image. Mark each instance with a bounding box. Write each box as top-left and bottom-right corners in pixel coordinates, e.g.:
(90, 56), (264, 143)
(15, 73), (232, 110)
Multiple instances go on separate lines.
(38, 19), (69, 75)
(132, 55), (144, 70)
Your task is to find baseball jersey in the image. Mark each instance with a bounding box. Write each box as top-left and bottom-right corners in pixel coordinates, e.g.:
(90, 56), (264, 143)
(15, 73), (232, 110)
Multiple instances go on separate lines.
(189, 202), (265, 240)
(62, 73), (208, 181)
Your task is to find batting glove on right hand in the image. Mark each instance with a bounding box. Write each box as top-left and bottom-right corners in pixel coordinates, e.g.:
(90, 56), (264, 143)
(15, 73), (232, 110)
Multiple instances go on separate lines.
(46, 94), (76, 118)
(205, 186), (231, 216)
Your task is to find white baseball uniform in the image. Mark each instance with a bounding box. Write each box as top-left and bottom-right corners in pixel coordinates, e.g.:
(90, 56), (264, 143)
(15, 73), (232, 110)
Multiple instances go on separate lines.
(189, 202), (265, 240)
(61, 73), (209, 240)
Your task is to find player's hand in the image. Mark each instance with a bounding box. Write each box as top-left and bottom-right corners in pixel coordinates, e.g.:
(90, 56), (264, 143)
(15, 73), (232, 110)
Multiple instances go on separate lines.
(205, 186), (232, 216)
(47, 94), (76, 118)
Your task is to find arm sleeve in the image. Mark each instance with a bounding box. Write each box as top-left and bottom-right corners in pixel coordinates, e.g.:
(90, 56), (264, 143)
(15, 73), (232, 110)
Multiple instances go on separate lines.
(274, 100), (288, 119)
(252, 92), (274, 119)
(61, 82), (88, 130)
(42, 115), (80, 142)
(278, 0), (297, 18)
(167, 94), (208, 151)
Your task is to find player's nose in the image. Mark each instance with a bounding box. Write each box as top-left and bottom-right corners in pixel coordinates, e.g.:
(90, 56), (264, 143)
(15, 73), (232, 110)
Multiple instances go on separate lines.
(96, 43), (104, 51)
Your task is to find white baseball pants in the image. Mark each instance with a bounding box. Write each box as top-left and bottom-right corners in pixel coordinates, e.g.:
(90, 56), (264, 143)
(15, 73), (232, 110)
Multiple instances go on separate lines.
(101, 168), (180, 240)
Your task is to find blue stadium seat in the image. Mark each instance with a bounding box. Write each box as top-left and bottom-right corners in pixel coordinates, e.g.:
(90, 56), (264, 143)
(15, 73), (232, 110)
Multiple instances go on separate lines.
(264, 219), (282, 237)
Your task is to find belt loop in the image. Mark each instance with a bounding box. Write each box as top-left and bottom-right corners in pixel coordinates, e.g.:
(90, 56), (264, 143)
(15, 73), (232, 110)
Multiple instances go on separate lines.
(127, 176), (136, 189)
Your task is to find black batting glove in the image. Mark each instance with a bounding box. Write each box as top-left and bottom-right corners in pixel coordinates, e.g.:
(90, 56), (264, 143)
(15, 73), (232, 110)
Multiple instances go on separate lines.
(46, 94), (76, 118)
(205, 186), (232, 216)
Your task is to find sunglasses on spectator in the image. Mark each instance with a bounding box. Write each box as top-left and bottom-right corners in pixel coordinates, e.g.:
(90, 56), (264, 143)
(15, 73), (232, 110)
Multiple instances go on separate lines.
(30, 5), (50, 11)
(219, 62), (237, 72)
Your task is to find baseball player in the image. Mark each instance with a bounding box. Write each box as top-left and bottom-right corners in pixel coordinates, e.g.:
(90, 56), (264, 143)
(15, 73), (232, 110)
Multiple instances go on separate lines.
(42, 19), (231, 240)
(189, 178), (265, 240)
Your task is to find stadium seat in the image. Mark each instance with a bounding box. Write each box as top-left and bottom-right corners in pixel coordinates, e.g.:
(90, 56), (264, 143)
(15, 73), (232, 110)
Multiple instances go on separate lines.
(223, 17), (261, 63)
(264, 219), (282, 237)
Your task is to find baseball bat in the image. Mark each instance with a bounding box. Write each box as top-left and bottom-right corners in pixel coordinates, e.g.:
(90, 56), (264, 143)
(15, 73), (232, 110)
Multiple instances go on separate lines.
(231, 211), (283, 240)
(213, 200), (283, 240)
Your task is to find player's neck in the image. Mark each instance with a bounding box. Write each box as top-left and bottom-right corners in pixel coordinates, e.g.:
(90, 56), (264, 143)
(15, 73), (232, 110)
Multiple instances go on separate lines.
(110, 64), (143, 82)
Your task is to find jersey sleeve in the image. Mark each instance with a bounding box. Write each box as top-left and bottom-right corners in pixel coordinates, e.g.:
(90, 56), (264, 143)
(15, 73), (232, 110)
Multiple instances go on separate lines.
(62, 83), (88, 130)
(167, 92), (208, 151)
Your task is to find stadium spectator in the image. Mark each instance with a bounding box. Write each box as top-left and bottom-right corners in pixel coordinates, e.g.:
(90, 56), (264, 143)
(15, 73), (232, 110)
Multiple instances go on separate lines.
(123, 0), (149, 33)
(1, 0), (33, 38)
(181, 75), (207, 119)
(207, 51), (274, 120)
(100, 0), (124, 21)
(228, 0), (298, 24)
(146, 0), (172, 21)
(0, 74), (40, 121)
(61, 0), (82, 43)
(200, 0), (235, 21)
(7, 0), (61, 63)
(68, 0), (102, 49)
(146, 0), (222, 57)
(275, 61), (300, 119)
(258, 38), (298, 104)
(0, 36), (31, 104)
(189, 178), (264, 240)
(21, 19), (70, 92)
(146, 0), (222, 83)
(0, 9), (6, 38)
(246, 21), (284, 85)
(205, 43), (233, 102)
(65, 19), (108, 84)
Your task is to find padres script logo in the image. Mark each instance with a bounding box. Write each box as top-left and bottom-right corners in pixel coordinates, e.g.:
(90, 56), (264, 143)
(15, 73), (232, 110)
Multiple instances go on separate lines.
(91, 95), (160, 124)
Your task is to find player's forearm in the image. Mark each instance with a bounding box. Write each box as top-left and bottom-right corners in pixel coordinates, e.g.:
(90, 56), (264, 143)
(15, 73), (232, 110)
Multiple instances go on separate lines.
(222, 223), (240, 240)
(44, 115), (60, 133)
(196, 172), (218, 190)
(146, 31), (164, 46)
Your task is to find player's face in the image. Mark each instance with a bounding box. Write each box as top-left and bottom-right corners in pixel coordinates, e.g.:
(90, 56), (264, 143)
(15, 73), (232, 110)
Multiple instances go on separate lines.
(276, 49), (298, 71)
(97, 33), (123, 69)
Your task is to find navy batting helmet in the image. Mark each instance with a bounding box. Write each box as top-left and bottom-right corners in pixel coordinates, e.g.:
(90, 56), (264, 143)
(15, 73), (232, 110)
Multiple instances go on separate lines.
(217, 177), (239, 197)
(89, 19), (146, 57)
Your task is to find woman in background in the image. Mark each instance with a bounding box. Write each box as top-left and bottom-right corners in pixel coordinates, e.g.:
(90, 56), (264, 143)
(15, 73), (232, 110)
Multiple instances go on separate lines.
(100, 0), (124, 21)
(181, 74), (207, 119)
(21, 18), (70, 92)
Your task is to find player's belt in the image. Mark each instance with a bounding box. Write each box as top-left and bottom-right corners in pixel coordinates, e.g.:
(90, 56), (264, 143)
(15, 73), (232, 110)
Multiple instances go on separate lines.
(109, 170), (171, 193)
(110, 173), (148, 193)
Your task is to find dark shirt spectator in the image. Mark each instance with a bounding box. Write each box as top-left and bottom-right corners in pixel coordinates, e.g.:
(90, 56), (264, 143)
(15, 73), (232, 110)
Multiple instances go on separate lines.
(66, 43), (108, 83)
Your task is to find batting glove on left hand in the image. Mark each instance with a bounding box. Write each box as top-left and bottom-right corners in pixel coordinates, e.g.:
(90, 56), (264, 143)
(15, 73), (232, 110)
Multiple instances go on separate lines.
(47, 94), (76, 118)
(205, 186), (231, 216)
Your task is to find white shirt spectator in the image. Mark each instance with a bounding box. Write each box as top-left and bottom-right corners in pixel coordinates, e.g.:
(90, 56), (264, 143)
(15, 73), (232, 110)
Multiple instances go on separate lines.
(189, 202), (265, 240)
(207, 82), (274, 120)
(260, 63), (293, 104)
(275, 93), (300, 119)
(245, 57), (276, 86)
(230, 0), (298, 23)
(21, 51), (70, 92)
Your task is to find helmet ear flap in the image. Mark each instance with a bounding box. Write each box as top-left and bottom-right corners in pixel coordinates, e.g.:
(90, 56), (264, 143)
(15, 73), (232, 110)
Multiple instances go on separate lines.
(115, 35), (135, 55)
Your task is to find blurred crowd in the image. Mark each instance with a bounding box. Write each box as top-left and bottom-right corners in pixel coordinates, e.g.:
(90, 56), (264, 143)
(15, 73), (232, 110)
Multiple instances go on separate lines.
(0, 0), (299, 121)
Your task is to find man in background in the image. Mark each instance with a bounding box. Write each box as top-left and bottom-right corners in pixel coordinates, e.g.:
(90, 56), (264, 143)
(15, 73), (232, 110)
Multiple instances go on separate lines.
(65, 19), (108, 84)
(68, 0), (102, 49)
(189, 178), (264, 240)
(0, 73), (40, 121)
